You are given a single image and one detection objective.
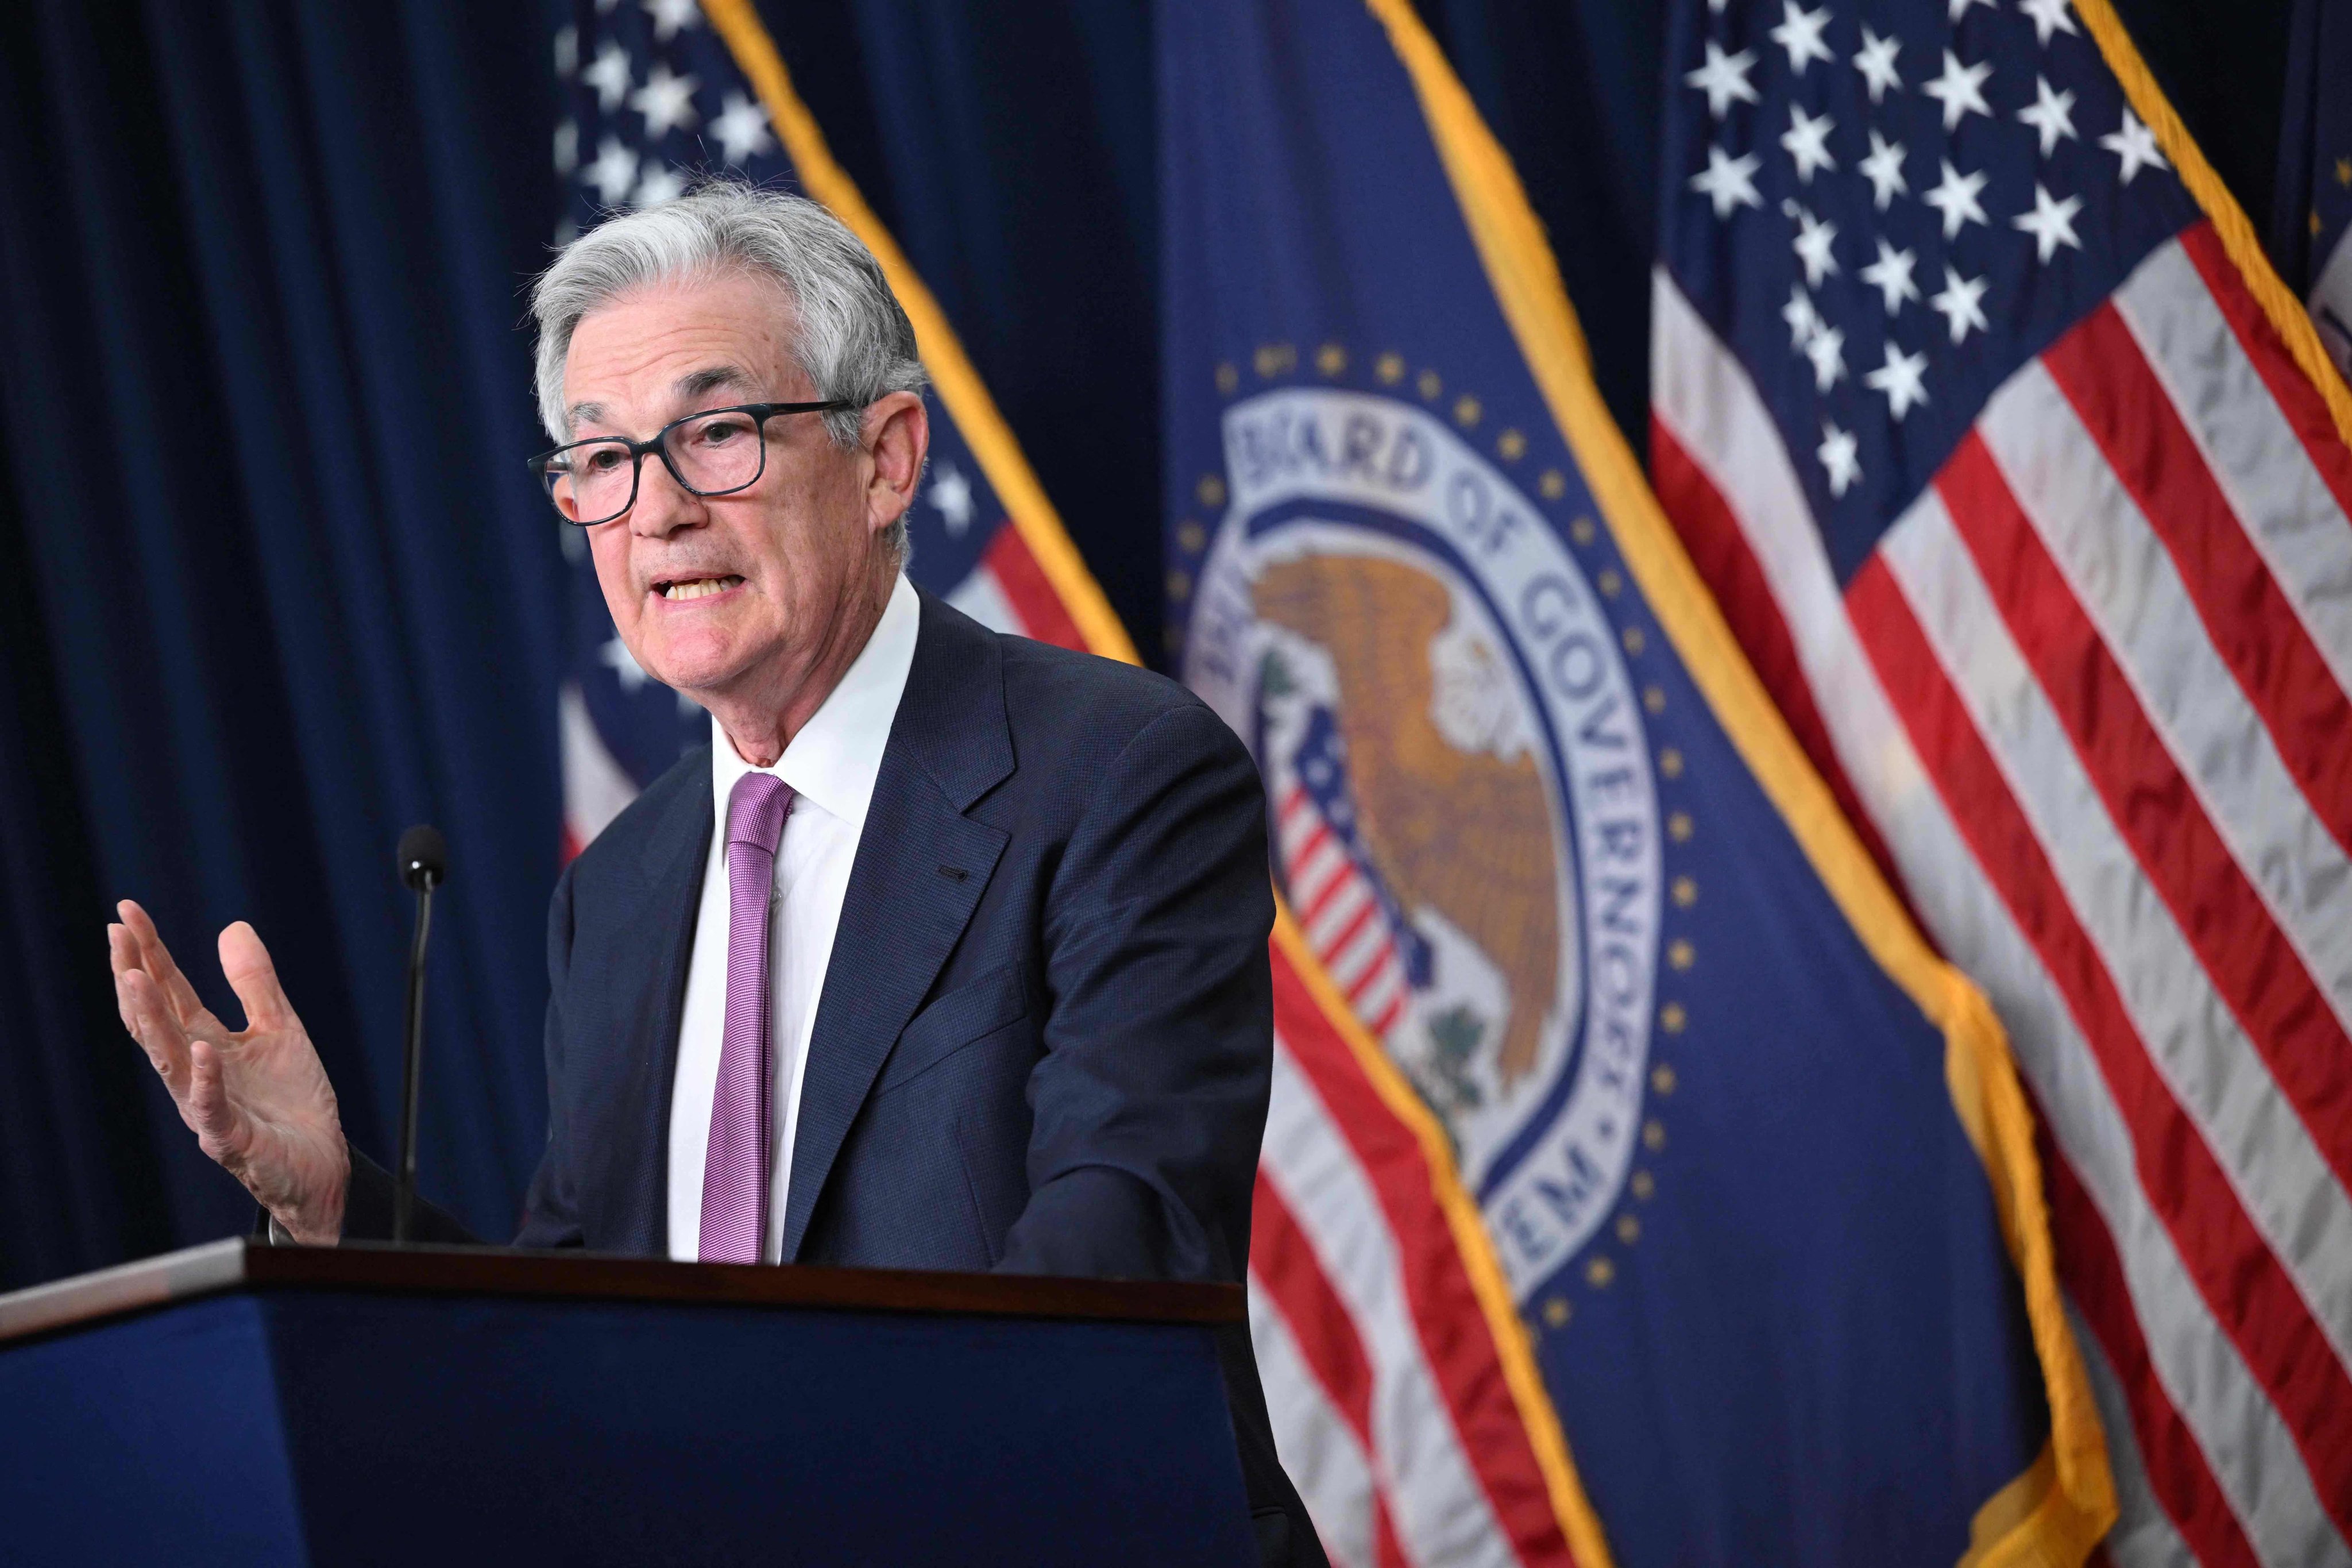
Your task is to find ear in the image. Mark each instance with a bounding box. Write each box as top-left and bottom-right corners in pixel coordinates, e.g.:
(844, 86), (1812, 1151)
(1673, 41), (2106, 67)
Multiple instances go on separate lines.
(861, 391), (930, 537)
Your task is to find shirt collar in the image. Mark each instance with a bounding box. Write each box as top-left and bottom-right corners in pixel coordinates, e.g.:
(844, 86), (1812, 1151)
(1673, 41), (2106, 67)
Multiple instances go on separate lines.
(709, 571), (920, 833)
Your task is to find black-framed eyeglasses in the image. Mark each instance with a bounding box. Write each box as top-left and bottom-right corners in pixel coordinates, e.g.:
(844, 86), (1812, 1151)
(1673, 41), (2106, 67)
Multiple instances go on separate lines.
(527, 400), (858, 527)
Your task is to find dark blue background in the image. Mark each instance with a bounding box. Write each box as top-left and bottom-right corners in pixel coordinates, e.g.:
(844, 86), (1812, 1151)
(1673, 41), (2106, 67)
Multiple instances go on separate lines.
(0, 0), (2289, 1288)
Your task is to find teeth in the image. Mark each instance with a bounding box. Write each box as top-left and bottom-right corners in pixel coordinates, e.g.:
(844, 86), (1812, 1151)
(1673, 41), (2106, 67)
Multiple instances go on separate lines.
(661, 577), (735, 600)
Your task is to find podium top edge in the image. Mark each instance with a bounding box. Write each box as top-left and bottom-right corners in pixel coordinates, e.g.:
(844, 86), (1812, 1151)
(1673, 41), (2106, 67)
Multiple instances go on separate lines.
(0, 1238), (1246, 1345)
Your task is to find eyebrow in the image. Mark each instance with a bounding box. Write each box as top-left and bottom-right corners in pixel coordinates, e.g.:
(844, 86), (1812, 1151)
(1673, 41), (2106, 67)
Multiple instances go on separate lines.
(677, 365), (755, 401)
(563, 366), (757, 438)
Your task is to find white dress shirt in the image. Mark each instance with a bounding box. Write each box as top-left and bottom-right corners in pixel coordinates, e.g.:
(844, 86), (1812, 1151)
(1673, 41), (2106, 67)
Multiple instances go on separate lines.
(665, 572), (920, 1262)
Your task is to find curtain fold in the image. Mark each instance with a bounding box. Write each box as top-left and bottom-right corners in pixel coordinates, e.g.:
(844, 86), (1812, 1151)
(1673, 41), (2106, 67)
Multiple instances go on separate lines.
(0, 0), (563, 1272)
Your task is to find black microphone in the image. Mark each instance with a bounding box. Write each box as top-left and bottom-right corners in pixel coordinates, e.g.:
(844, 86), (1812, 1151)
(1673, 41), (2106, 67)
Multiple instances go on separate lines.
(393, 825), (446, 1246)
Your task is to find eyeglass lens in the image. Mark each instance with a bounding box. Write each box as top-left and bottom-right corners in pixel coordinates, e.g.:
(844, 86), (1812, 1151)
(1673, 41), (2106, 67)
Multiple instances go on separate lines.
(546, 408), (769, 524)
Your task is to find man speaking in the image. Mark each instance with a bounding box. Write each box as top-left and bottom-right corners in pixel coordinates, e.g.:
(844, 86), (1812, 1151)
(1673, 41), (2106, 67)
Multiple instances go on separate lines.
(106, 183), (1319, 1565)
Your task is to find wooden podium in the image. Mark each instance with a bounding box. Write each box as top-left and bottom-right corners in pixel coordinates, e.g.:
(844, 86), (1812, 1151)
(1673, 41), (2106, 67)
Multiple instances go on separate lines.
(0, 1240), (1258, 1565)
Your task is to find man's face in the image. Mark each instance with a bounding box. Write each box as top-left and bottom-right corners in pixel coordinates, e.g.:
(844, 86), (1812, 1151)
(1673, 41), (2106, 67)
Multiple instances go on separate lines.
(562, 268), (893, 703)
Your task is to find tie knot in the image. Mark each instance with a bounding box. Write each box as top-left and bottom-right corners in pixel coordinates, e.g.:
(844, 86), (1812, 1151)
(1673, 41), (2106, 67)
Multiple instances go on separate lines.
(726, 770), (794, 855)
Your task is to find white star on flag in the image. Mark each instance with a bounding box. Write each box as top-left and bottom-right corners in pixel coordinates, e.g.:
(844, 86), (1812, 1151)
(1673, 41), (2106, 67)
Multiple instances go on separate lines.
(2013, 181), (2085, 261)
(585, 137), (640, 206)
(631, 63), (700, 139)
(642, 0), (703, 42)
(1947, 0), (1994, 20)
(2019, 0), (2080, 45)
(555, 119), (578, 177)
(1923, 49), (1993, 131)
(1781, 104), (1837, 184)
(1925, 159), (1990, 238)
(1805, 322), (1847, 390)
(1685, 40), (1760, 119)
(582, 41), (632, 111)
(1860, 238), (1921, 315)
(1782, 283), (1821, 350)
(1860, 130), (1909, 210)
(1864, 343), (1930, 419)
(1817, 420), (1861, 497)
(927, 465), (975, 535)
(1929, 265), (1990, 343)
(1852, 25), (1902, 103)
(555, 25), (579, 78)
(633, 163), (688, 208)
(1691, 146), (1764, 218)
(1768, 1), (1834, 74)
(1790, 204), (1839, 285)
(2099, 108), (2166, 184)
(2017, 75), (2078, 157)
(600, 636), (650, 693)
(712, 91), (777, 165)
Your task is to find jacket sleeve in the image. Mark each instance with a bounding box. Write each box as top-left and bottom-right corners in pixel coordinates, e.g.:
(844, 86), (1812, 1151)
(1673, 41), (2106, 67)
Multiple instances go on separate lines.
(337, 1144), (477, 1243)
(997, 698), (1274, 1284)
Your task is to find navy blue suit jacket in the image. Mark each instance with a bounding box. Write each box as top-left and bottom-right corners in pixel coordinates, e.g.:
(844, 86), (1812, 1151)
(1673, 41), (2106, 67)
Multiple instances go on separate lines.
(348, 590), (1319, 1563)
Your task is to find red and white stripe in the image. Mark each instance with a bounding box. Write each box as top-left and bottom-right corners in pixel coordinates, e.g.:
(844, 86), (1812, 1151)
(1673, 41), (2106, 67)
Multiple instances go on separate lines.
(1275, 784), (1413, 1040)
(558, 679), (639, 859)
(1252, 943), (1578, 1567)
(943, 520), (1088, 651)
(1650, 225), (2352, 1566)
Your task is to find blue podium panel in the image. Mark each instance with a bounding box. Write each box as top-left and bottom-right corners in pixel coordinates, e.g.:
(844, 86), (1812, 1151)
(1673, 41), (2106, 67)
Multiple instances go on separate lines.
(0, 1291), (308, 1564)
(0, 1242), (1257, 1567)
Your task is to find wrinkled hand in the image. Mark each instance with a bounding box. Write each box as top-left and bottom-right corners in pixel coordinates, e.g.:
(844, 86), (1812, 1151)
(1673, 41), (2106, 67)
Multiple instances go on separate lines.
(109, 901), (349, 1245)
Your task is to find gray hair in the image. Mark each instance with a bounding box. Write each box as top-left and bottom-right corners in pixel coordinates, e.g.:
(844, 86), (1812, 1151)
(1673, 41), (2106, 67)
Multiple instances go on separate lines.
(531, 183), (928, 555)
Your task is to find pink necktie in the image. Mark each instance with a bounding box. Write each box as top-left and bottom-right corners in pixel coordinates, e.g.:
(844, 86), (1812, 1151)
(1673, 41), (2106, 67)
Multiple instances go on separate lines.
(700, 771), (793, 1263)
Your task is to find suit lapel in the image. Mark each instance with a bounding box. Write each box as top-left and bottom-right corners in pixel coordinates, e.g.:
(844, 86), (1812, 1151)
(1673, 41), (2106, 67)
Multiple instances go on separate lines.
(599, 752), (712, 1255)
(782, 593), (1013, 1260)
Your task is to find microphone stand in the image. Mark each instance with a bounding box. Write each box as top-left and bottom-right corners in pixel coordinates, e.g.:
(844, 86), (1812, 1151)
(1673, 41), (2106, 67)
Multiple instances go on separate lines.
(394, 825), (446, 1246)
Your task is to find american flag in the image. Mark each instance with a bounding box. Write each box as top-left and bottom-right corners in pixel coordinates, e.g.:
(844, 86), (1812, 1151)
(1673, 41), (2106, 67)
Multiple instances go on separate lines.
(1256, 708), (1577, 1567)
(1652, 0), (2352, 1561)
(550, 0), (1122, 855)
(1253, 920), (1588, 1568)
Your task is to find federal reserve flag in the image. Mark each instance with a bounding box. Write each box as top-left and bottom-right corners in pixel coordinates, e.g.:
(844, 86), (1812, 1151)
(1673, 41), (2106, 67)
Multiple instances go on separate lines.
(1162, 1), (2113, 1563)
(551, 0), (1130, 852)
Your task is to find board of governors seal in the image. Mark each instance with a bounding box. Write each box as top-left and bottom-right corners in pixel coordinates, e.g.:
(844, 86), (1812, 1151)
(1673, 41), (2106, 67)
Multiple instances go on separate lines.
(1187, 384), (1664, 1297)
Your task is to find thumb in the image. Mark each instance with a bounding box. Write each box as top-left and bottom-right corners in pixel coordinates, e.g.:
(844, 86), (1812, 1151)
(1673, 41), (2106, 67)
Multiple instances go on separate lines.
(218, 921), (293, 1033)
(187, 1038), (250, 1165)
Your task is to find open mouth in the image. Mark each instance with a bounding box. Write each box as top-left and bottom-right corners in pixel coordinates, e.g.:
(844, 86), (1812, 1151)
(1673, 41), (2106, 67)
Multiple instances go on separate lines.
(654, 574), (745, 601)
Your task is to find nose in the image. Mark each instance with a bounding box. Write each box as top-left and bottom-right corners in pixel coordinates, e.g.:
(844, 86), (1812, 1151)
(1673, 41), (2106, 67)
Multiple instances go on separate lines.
(627, 450), (705, 540)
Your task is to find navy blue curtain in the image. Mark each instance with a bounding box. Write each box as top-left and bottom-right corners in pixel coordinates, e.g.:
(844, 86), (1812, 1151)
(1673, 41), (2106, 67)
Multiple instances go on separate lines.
(0, 0), (565, 1276)
(0, 0), (2292, 1289)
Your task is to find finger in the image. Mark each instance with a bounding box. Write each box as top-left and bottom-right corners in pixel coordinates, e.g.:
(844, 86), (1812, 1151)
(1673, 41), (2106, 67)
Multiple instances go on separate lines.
(218, 921), (293, 1033)
(109, 926), (143, 1034)
(119, 901), (206, 1026)
(118, 967), (195, 1104)
(187, 1039), (250, 1169)
(109, 926), (159, 1038)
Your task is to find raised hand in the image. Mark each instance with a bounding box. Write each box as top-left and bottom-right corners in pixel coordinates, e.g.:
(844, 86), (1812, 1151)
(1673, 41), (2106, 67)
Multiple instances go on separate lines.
(109, 901), (349, 1245)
